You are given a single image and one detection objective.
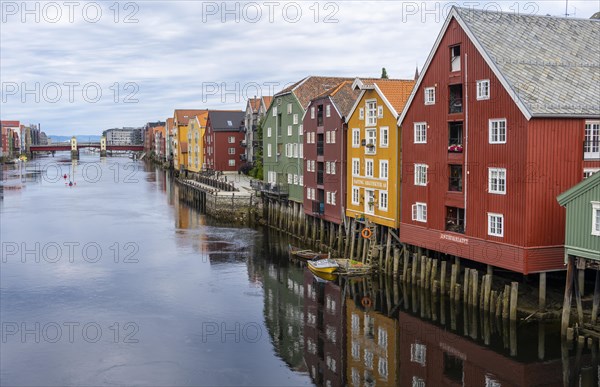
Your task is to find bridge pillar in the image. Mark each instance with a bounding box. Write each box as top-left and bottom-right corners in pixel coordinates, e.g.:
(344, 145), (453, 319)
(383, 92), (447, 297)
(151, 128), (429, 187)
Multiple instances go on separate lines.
(70, 136), (79, 160)
(100, 136), (107, 157)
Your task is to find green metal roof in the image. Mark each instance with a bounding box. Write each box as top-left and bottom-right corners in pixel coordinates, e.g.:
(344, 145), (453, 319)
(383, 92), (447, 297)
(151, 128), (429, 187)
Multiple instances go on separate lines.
(557, 171), (600, 206)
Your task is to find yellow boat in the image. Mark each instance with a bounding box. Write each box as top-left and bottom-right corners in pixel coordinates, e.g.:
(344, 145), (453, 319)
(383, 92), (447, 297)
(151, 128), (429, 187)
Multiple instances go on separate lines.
(307, 258), (339, 274)
(19, 155), (27, 162)
(310, 269), (338, 282)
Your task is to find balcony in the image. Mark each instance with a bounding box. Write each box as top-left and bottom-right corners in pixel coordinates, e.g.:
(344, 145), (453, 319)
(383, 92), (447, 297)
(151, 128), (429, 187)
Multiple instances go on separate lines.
(445, 207), (465, 234)
(317, 105), (324, 127)
(449, 84), (463, 114)
(312, 200), (324, 215)
(240, 140), (247, 147)
(240, 154), (247, 161)
(317, 142), (324, 156)
(448, 165), (462, 192)
(250, 180), (289, 197)
(448, 122), (463, 153)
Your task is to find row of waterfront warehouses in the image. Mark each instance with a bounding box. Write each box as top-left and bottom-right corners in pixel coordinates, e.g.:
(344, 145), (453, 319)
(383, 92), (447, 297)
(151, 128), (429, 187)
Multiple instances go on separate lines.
(144, 7), (600, 276)
(0, 121), (49, 159)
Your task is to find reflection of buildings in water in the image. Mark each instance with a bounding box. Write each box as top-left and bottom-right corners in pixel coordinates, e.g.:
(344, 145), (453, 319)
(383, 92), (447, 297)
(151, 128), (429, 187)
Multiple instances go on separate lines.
(345, 288), (398, 387)
(262, 259), (306, 371)
(302, 268), (345, 387)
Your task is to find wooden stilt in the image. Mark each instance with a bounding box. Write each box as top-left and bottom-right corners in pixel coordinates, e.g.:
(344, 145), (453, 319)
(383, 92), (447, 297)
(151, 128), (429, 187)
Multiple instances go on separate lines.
(384, 231), (392, 273)
(348, 220), (356, 260)
(592, 268), (600, 324)
(393, 247), (400, 276)
(539, 272), (547, 313)
(402, 248), (409, 282)
(484, 275), (492, 312)
(420, 256), (427, 288)
(510, 282), (519, 321)
(573, 261), (584, 326)
(464, 268), (470, 304)
(425, 258), (432, 290)
(502, 285), (510, 320)
(560, 256), (574, 337)
(411, 253), (418, 284)
(578, 268), (585, 296)
(431, 259), (438, 292)
(450, 264), (457, 300)
(471, 270), (478, 308)
(441, 261), (447, 296)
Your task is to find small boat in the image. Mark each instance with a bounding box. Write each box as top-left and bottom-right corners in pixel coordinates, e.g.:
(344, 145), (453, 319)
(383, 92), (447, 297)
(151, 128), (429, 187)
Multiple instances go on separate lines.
(334, 259), (372, 275)
(312, 270), (338, 282)
(307, 258), (340, 274)
(288, 244), (329, 261)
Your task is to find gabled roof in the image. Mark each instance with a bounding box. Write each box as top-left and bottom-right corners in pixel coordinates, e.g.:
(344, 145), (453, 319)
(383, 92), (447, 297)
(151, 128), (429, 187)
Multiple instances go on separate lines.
(166, 118), (174, 129)
(347, 78), (416, 121)
(247, 98), (261, 113)
(207, 110), (245, 131)
(174, 109), (207, 126)
(193, 111), (209, 127)
(1, 120), (20, 128)
(557, 172), (600, 206)
(261, 96), (273, 111)
(275, 76), (354, 110)
(399, 7), (600, 123)
(312, 80), (361, 119)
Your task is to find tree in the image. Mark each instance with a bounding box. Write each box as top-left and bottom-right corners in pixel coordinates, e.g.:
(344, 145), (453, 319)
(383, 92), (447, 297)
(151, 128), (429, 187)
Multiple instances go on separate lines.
(381, 67), (389, 79)
(249, 116), (265, 180)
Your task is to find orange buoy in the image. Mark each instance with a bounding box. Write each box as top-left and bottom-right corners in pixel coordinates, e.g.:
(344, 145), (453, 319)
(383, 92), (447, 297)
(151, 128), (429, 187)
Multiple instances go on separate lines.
(361, 228), (372, 239)
(361, 296), (372, 308)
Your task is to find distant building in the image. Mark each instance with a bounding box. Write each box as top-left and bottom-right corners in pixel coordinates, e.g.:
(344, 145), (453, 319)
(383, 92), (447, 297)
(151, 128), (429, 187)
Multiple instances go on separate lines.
(103, 127), (143, 145)
(40, 132), (48, 145)
(204, 110), (245, 172)
(1, 120), (20, 158)
(244, 95), (272, 164)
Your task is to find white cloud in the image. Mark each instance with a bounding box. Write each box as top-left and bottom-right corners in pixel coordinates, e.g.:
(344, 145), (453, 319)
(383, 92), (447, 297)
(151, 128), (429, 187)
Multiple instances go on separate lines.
(1, 0), (597, 135)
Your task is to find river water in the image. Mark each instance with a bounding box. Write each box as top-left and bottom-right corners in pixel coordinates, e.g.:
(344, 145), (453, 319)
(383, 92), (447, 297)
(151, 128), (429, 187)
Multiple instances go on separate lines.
(0, 154), (596, 386)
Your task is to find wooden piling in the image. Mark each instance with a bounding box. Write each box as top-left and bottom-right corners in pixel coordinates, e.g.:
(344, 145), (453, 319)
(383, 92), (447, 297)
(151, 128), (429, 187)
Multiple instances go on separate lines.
(539, 272), (547, 313)
(463, 268), (470, 304)
(502, 285), (510, 320)
(592, 268), (600, 324)
(484, 275), (492, 312)
(411, 253), (418, 284)
(441, 261), (447, 296)
(454, 284), (461, 303)
(450, 264), (458, 299)
(348, 220), (356, 260)
(471, 270), (478, 308)
(425, 258), (432, 290)
(402, 249), (409, 282)
(420, 256), (427, 287)
(431, 259), (438, 292)
(393, 247), (400, 276)
(510, 282), (518, 321)
(384, 231), (392, 271)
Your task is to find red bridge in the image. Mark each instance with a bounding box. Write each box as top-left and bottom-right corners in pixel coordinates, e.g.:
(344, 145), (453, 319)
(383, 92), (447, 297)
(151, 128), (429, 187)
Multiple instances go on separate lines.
(30, 143), (144, 152)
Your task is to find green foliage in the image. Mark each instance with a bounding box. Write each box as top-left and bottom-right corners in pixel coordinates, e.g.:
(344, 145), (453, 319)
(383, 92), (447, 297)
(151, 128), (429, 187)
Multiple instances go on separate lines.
(381, 67), (389, 79)
(251, 116), (265, 180)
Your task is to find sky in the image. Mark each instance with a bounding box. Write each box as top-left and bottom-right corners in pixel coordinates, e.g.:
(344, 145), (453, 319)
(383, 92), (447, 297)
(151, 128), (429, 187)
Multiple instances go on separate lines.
(1, 0), (598, 135)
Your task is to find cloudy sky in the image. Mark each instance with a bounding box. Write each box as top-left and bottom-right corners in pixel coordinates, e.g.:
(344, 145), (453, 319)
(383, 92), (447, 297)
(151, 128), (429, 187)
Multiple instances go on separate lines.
(1, 0), (598, 135)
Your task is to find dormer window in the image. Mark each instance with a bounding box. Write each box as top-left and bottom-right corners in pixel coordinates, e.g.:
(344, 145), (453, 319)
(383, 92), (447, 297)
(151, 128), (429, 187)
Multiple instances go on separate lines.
(450, 45), (461, 72)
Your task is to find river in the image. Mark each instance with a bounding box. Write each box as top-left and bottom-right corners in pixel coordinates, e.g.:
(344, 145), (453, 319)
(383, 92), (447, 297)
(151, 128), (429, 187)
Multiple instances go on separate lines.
(0, 153), (596, 386)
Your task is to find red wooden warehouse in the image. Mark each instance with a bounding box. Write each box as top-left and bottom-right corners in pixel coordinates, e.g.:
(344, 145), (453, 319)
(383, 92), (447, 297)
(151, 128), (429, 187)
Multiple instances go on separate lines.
(303, 80), (359, 225)
(204, 110), (245, 172)
(398, 7), (600, 274)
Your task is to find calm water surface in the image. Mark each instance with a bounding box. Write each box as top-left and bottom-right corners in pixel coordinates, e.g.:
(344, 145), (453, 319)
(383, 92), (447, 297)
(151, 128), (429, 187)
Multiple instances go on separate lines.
(0, 154), (595, 386)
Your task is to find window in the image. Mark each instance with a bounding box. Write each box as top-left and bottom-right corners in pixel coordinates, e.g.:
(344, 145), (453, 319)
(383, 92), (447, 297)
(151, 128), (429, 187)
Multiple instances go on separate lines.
(228, 147), (235, 154)
(365, 129), (376, 154)
(310, 107), (315, 119)
(331, 192), (336, 205)
(446, 207), (465, 234)
(267, 143), (272, 157)
(299, 175), (303, 185)
(379, 127), (389, 148)
(352, 158), (360, 176)
(379, 160), (388, 179)
(378, 327), (388, 348)
(352, 128), (360, 147)
(488, 213), (504, 237)
(489, 119), (507, 144)
(592, 202), (600, 236)
(287, 125), (292, 136)
(477, 79), (490, 100)
(365, 189), (375, 214)
(298, 124), (303, 136)
(424, 87), (435, 104)
(365, 159), (374, 177)
(379, 191), (388, 210)
(378, 358), (388, 379)
(326, 191), (331, 204)
(228, 136), (235, 143)
(325, 162), (331, 174)
(287, 103), (292, 114)
(414, 164), (428, 186)
(366, 100), (377, 126)
(489, 168), (507, 194)
(449, 165), (462, 192)
(326, 104), (331, 117)
(326, 131), (330, 144)
(411, 343), (427, 366)
(412, 203), (427, 222)
(359, 108), (364, 120)
(584, 121), (600, 159)
(311, 132), (315, 144)
(450, 45), (461, 72)
(414, 122), (427, 143)
(330, 161), (336, 175)
(288, 174), (292, 184)
(293, 174), (298, 185)
(299, 143), (303, 158)
(228, 159), (235, 166)
(352, 187), (360, 205)
(267, 127), (272, 137)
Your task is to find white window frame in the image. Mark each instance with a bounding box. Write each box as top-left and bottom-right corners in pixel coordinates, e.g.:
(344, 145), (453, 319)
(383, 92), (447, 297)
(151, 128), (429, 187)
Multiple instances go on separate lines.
(424, 87), (435, 105)
(288, 173), (293, 184)
(272, 106), (277, 117)
(592, 202), (600, 236)
(326, 104), (331, 117)
(293, 174), (298, 185)
(414, 122), (427, 144)
(412, 202), (427, 222)
(267, 143), (272, 157)
(298, 124), (303, 136)
(352, 186), (360, 205)
(359, 108), (364, 120)
(365, 129), (376, 155)
(299, 175), (303, 186)
(299, 143), (303, 158)
(366, 100), (377, 127)
(267, 127), (272, 138)
(489, 119), (507, 144)
(379, 160), (388, 179)
(287, 125), (292, 136)
(330, 161), (336, 175)
(584, 121), (600, 159)
(228, 147), (235, 155)
(379, 191), (388, 211)
(287, 103), (292, 114)
(584, 168), (599, 179)
(352, 128), (360, 148)
(488, 213), (504, 237)
(477, 79), (490, 100)
(380, 127), (389, 148)
(228, 159), (235, 167)
(364, 189), (375, 215)
(325, 161), (331, 174)
(228, 136), (235, 143)
(293, 114), (298, 125)
(330, 130), (336, 144)
(331, 191), (336, 205)
(414, 164), (428, 186)
(310, 107), (315, 119)
(488, 167), (507, 194)
(325, 131), (330, 144)
(365, 159), (374, 178)
(352, 158), (360, 176)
